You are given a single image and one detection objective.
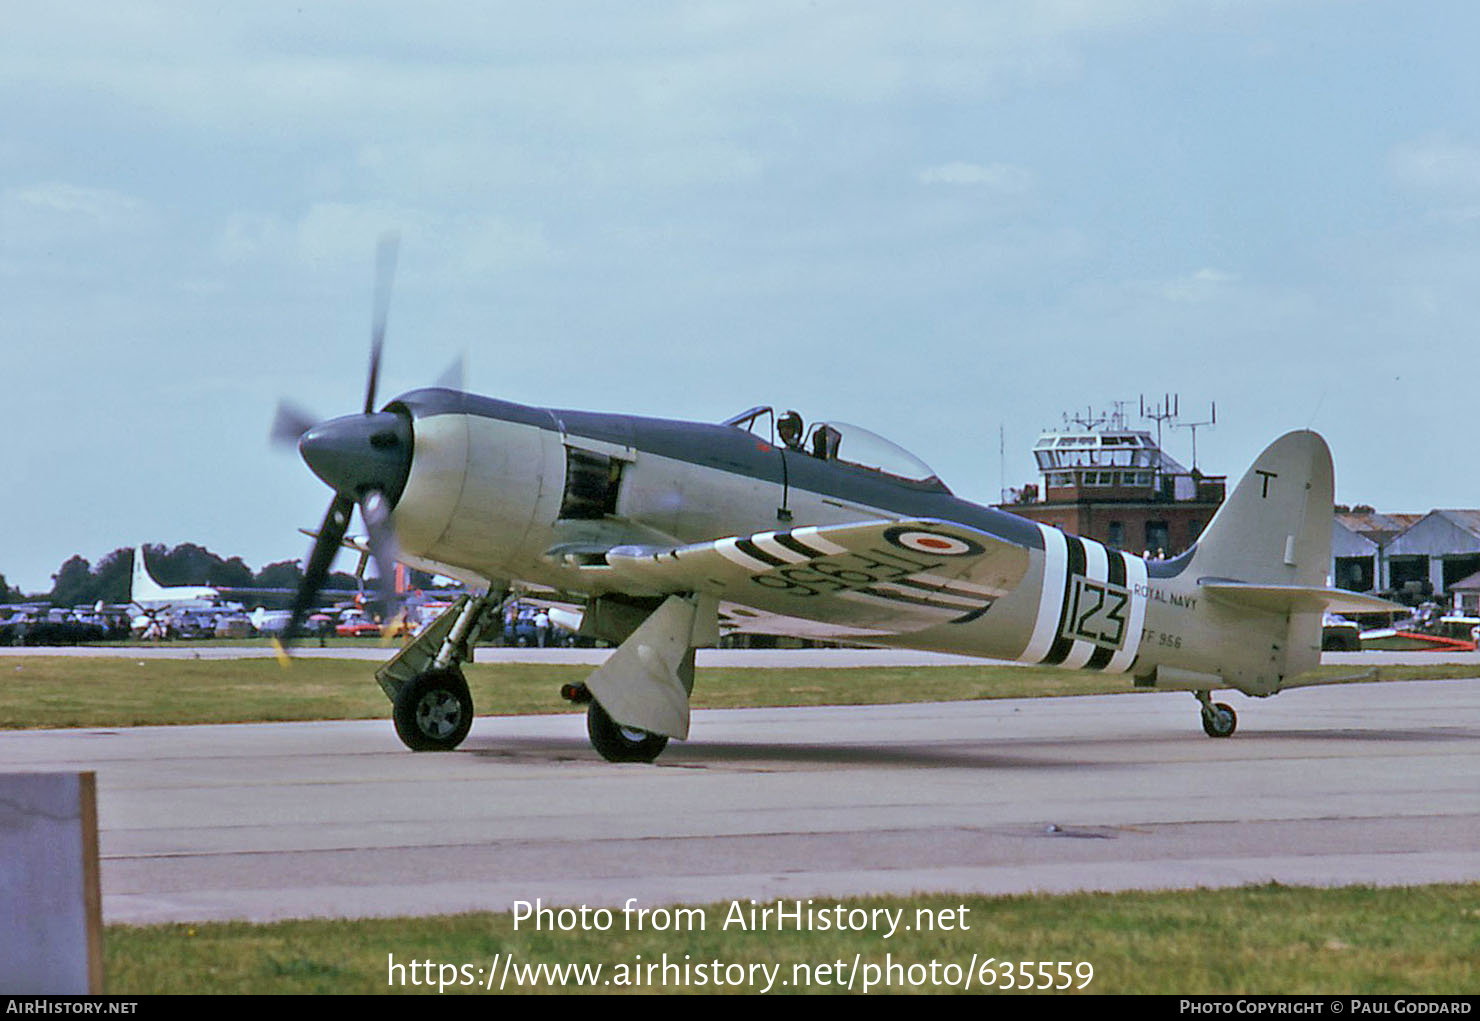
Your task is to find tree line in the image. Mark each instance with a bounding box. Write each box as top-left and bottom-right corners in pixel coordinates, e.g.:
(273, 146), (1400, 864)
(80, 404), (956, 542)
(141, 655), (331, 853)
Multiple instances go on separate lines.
(4, 544), (364, 607)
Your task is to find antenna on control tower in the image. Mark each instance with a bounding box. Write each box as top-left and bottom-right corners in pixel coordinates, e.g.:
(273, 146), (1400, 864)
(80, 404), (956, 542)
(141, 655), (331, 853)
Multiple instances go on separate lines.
(1170, 402), (1217, 472)
(1141, 393), (1178, 491)
(1140, 391), (1179, 447)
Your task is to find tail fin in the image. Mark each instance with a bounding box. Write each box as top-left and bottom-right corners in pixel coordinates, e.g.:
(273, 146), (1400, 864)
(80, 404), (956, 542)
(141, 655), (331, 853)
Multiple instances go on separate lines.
(1184, 431), (1335, 682)
(1185, 430), (1333, 589)
(131, 545), (166, 603)
(1179, 432), (1403, 687)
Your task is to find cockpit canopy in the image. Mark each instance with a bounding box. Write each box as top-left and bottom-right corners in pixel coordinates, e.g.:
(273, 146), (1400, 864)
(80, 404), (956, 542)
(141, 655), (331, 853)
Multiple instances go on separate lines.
(816, 421), (946, 486)
(723, 406), (950, 492)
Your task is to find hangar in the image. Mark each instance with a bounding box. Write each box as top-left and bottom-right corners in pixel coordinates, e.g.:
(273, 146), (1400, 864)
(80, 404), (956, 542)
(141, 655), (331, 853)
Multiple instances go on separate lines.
(1330, 508), (1480, 602)
(1382, 510), (1480, 601)
(1331, 509), (1424, 595)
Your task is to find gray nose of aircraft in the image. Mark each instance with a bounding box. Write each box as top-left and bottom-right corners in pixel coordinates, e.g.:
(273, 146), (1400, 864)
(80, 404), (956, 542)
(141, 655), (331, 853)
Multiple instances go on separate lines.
(298, 410), (414, 503)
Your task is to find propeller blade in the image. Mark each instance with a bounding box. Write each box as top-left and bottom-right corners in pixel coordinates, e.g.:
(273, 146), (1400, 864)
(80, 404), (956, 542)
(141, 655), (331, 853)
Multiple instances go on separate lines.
(277, 493), (355, 659)
(269, 401), (319, 448)
(364, 231), (401, 414)
(360, 488), (402, 633)
(279, 235), (405, 662)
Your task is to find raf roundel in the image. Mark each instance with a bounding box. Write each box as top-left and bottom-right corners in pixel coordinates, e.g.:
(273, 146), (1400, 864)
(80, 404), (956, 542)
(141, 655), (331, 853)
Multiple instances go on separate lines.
(883, 527), (985, 557)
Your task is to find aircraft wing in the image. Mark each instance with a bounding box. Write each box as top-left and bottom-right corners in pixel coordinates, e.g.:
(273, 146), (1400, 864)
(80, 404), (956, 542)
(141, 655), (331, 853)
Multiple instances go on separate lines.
(598, 519), (1030, 635)
(715, 603), (903, 640)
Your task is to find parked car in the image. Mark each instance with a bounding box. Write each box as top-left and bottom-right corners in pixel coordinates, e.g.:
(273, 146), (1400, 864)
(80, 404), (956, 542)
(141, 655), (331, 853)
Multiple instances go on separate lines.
(2, 614), (107, 646)
(1320, 614), (1361, 651)
(336, 617), (381, 638)
(213, 614), (253, 639)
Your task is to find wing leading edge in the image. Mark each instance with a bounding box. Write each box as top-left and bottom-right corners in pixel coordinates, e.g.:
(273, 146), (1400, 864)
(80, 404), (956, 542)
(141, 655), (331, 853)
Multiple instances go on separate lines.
(594, 519), (1032, 636)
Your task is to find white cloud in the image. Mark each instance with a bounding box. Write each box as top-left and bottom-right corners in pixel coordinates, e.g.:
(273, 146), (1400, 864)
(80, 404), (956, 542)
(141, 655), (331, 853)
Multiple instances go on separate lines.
(0, 2), (1196, 148)
(215, 201), (555, 278)
(215, 212), (289, 264)
(1391, 139), (1480, 223)
(3, 182), (149, 229)
(0, 182), (156, 274)
(1391, 138), (1480, 195)
(918, 161), (1032, 192)
(1147, 267), (1239, 304)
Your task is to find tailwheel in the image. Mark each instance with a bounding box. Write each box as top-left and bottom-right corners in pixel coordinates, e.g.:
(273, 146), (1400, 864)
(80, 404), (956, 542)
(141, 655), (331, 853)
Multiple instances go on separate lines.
(1196, 691), (1237, 738)
(393, 667), (474, 751)
(587, 699), (668, 763)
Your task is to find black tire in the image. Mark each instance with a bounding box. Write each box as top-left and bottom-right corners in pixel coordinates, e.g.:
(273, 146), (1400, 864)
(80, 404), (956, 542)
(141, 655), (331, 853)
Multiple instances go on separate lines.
(393, 668), (474, 751)
(1201, 701), (1237, 738)
(587, 699), (669, 763)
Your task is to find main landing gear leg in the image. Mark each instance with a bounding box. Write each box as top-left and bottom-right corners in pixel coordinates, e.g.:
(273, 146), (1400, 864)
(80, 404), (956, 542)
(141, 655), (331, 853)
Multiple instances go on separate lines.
(1195, 689), (1237, 738)
(376, 590), (508, 751)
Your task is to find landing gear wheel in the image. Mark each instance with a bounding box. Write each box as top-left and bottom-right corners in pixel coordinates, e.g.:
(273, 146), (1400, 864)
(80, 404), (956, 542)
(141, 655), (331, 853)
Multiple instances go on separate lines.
(587, 699), (668, 763)
(393, 668), (474, 751)
(1201, 701), (1237, 738)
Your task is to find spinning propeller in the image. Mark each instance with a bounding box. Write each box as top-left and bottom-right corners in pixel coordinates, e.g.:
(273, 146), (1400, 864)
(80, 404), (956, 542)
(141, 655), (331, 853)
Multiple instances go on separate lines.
(271, 234), (414, 654)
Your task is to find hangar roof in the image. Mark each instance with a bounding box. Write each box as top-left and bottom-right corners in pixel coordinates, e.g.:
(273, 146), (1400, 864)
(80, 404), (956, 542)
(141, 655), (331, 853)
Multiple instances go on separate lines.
(1335, 511), (1423, 546)
(1386, 510), (1480, 556)
(1450, 569), (1480, 592)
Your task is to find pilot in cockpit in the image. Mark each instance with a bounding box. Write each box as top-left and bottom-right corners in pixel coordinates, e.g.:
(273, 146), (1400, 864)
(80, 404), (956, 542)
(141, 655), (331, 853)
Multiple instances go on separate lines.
(778, 410), (805, 452)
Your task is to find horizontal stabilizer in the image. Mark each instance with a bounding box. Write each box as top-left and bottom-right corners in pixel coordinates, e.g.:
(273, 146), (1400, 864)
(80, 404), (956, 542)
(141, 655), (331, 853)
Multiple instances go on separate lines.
(1201, 581), (1406, 616)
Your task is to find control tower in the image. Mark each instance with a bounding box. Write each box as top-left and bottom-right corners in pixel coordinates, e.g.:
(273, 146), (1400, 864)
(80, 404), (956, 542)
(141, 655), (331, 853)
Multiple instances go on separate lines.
(997, 400), (1226, 557)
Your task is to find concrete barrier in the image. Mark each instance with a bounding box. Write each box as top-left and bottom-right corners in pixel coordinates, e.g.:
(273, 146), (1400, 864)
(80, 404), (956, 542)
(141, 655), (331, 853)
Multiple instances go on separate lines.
(0, 772), (103, 994)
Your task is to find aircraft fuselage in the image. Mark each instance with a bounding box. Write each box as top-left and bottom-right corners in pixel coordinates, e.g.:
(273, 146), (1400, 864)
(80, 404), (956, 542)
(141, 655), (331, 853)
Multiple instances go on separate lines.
(375, 389), (1308, 698)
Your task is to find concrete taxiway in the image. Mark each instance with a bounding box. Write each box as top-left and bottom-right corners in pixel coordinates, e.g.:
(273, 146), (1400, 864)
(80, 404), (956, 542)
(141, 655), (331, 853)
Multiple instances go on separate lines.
(3, 675), (1477, 925)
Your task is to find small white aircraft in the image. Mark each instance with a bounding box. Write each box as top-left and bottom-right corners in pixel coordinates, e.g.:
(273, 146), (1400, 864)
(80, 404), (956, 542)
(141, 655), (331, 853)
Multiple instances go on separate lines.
(273, 242), (1397, 762)
(127, 545), (243, 636)
(128, 545), (226, 610)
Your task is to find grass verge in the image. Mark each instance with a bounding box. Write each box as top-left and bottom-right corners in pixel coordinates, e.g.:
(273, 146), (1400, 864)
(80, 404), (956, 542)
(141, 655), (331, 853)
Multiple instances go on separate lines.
(2, 658), (1475, 730)
(103, 884), (1480, 994)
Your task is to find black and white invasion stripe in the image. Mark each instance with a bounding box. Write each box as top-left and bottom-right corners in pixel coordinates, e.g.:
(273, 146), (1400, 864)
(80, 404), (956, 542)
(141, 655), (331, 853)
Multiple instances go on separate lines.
(1019, 525), (1146, 673)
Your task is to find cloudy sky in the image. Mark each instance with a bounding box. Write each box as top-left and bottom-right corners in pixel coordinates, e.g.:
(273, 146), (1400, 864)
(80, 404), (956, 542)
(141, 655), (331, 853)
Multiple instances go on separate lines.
(3, 1), (1477, 593)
